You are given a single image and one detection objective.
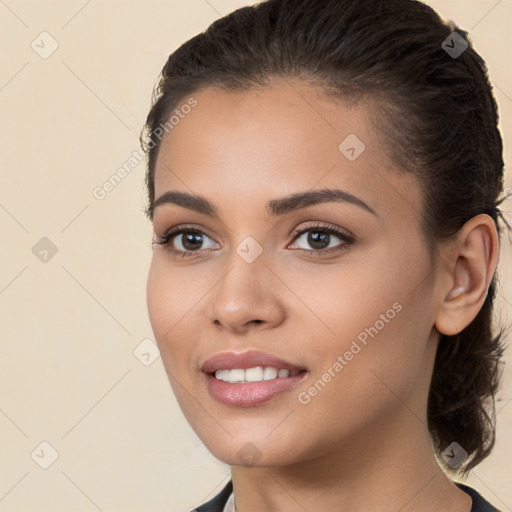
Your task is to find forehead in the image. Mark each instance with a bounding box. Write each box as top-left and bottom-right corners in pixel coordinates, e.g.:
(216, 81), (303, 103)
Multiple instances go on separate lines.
(153, 82), (423, 221)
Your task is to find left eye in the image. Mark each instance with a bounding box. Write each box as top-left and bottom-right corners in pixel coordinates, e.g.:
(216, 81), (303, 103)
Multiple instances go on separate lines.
(288, 225), (353, 253)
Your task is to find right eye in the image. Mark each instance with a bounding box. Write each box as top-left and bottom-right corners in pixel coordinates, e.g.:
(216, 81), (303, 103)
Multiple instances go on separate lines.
(153, 226), (219, 257)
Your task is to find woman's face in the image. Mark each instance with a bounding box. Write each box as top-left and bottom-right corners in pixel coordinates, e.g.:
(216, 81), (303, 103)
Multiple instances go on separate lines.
(147, 80), (443, 468)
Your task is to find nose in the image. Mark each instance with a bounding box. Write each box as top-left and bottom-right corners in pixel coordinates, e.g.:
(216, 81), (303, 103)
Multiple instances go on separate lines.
(208, 252), (286, 334)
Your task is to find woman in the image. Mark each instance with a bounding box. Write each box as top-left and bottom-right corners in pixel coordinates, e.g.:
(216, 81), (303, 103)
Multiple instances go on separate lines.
(141, 0), (510, 510)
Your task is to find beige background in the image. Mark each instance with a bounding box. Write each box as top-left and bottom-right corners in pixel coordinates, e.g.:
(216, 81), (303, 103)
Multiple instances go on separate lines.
(0, 0), (510, 510)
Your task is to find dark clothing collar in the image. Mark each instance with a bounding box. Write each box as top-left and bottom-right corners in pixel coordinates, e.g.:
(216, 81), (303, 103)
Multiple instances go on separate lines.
(193, 479), (500, 511)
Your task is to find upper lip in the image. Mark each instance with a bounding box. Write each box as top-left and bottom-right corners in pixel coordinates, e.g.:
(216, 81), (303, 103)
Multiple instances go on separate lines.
(201, 350), (307, 374)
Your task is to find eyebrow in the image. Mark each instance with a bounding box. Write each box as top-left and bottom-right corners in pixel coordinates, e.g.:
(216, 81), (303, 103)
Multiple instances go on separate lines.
(152, 187), (378, 218)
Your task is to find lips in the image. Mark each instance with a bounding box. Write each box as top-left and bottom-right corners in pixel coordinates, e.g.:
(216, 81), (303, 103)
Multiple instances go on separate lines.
(200, 350), (309, 407)
(200, 349), (307, 374)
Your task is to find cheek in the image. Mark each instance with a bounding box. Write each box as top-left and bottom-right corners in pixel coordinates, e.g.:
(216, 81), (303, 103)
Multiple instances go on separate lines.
(291, 253), (430, 417)
(146, 257), (208, 379)
(146, 260), (170, 338)
(146, 260), (196, 408)
(146, 258), (190, 368)
(146, 257), (200, 338)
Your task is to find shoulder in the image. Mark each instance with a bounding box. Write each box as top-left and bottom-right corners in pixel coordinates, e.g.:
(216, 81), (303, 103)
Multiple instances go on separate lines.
(455, 482), (501, 512)
(192, 480), (233, 512)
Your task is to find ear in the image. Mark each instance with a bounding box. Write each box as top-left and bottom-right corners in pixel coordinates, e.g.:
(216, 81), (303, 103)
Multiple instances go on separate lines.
(435, 214), (500, 336)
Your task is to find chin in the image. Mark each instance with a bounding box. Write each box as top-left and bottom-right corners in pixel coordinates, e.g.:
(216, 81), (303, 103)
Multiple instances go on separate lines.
(196, 431), (305, 468)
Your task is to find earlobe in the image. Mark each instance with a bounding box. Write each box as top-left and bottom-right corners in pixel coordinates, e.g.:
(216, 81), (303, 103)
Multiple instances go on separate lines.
(434, 214), (499, 336)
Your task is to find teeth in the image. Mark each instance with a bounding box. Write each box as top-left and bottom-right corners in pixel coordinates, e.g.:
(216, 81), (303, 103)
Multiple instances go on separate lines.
(263, 367), (278, 380)
(246, 367), (264, 382)
(214, 369), (230, 381)
(228, 369), (245, 382)
(214, 366), (296, 383)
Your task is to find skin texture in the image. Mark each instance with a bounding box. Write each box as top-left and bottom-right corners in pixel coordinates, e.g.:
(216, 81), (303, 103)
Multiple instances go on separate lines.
(146, 79), (499, 511)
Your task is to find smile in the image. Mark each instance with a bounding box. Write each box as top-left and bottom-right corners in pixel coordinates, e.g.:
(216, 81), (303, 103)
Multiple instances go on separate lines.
(214, 366), (302, 383)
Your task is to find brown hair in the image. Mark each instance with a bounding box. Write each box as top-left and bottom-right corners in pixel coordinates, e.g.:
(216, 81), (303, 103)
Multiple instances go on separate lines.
(140, 0), (511, 473)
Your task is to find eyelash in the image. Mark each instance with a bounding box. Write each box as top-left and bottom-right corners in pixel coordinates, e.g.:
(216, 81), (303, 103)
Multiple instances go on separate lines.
(152, 222), (355, 258)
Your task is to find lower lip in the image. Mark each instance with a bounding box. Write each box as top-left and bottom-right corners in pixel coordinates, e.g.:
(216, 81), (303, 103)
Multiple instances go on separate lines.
(205, 371), (308, 407)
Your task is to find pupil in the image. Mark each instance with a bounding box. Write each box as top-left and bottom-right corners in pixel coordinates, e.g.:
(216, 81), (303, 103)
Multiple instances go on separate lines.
(308, 231), (329, 249)
(183, 231), (203, 251)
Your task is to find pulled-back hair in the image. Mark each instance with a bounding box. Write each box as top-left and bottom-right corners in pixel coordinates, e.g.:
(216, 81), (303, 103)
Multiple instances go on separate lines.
(141, 0), (510, 473)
